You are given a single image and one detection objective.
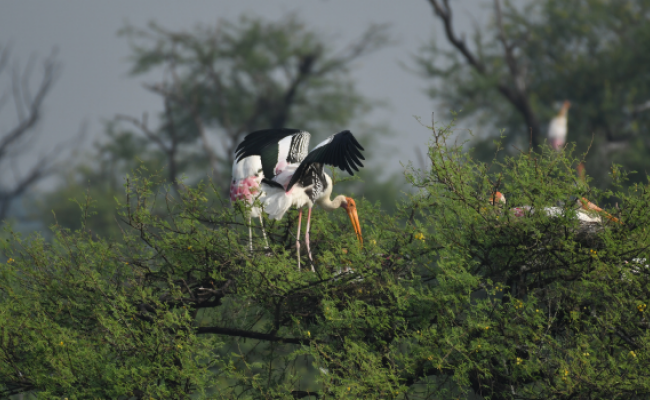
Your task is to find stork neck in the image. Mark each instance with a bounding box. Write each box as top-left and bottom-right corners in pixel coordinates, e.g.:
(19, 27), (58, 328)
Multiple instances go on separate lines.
(559, 102), (571, 117)
(318, 194), (346, 211)
(315, 173), (345, 211)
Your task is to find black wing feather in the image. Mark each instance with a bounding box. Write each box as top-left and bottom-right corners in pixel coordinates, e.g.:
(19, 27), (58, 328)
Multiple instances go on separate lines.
(235, 128), (303, 160)
(235, 128), (308, 180)
(286, 130), (365, 191)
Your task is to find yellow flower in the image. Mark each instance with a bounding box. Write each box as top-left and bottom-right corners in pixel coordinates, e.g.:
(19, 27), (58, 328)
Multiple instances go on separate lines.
(630, 351), (637, 358)
(583, 352), (589, 357)
(307, 331), (311, 337)
(536, 309), (539, 312)
(187, 246), (192, 250)
(60, 341), (64, 346)
(485, 326), (489, 330)
(6, 258), (13, 263)
(348, 387), (350, 391)
(414, 232), (425, 241)
(564, 369), (569, 376)
(637, 304), (647, 312)
(516, 357), (522, 365)
(370, 239), (377, 245)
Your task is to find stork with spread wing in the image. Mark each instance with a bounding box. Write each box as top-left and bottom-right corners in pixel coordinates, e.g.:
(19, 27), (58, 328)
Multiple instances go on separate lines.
(235, 128), (364, 270)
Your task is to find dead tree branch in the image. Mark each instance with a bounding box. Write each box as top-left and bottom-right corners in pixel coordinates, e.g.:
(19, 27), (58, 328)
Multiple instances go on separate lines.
(426, 0), (542, 147)
(0, 47), (61, 220)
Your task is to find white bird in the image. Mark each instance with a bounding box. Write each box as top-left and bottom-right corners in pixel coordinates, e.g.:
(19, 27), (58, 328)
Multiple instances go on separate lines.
(230, 155), (269, 252)
(548, 100), (571, 151)
(490, 191), (506, 205)
(235, 128), (365, 271)
(501, 194), (620, 224)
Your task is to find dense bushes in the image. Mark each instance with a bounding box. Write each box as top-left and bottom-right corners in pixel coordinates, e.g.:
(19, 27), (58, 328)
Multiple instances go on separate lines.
(2, 122), (650, 399)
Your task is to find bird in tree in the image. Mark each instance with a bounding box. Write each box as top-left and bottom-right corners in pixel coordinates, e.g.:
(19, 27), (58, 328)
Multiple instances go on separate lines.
(548, 100), (571, 151)
(491, 186), (620, 224)
(235, 128), (364, 271)
(230, 156), (269, 252)
(490, 191), (506, 205)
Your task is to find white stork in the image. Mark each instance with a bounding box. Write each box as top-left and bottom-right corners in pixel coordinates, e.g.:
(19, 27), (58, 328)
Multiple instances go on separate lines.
(230, 156), (269, 252)
(548, 100), (571, 151)
(235, 128), (365, 271)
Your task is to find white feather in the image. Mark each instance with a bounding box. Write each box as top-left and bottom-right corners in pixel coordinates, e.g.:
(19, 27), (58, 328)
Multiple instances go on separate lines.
(277, 136), (293, 164)
(547, 115), (567, 140)
(261, 186), (293, 220)
(262, 184), (312, 220)
(232, 156), (262, 180)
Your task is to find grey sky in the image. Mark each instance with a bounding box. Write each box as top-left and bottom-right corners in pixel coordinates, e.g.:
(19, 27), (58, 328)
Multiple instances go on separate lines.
(0, 0), (489, 189)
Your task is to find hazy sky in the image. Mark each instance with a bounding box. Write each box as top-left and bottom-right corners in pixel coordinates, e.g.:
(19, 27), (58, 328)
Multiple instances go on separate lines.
(1, 0), (489, 188)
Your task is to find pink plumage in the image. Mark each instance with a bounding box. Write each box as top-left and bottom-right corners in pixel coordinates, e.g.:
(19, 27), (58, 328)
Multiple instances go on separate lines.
(230, 156), (264, 217)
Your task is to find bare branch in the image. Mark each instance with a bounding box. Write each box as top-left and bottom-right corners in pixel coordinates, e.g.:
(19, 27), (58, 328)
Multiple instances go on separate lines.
(426, 0), (542, 147)
(427, 0), (486, 73)
(0, 48), (61, 220)
(115, 113), (169, 153)
(0, 49), (58, 159)
(196, 325), (308, 345)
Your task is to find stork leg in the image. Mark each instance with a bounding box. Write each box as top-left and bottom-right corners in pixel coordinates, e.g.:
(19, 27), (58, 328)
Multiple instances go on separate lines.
(247, 215), (253, 254)
(296, 209), (302, 271)
(259, 215), (270, 249)
(305, 207), (315, 272)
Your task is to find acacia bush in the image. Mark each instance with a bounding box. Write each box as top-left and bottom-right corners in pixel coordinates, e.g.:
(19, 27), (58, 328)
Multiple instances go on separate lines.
(1, 121), (650, 399)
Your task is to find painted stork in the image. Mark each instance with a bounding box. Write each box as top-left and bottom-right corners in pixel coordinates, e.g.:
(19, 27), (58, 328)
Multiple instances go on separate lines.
(548, 100), (571, 151)
(235, 128), (365, 271)
(230, 156), (269, 252)
(490, 191), (506, 205)
(495, 192), (620, 224)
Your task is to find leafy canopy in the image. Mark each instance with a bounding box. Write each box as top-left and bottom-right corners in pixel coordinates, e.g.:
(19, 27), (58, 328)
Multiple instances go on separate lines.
(2, 120), (650, 399)
(417, 0), (650, 189)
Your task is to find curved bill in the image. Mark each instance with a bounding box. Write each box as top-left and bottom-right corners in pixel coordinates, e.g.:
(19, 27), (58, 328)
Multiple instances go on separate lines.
(345, 197), (363, 245)
(579, 197), (621, 224)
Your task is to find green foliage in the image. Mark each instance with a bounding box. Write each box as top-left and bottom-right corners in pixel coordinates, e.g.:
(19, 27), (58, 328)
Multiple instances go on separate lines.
(417, 0), (650, 188)
(3, 120), (650, 398)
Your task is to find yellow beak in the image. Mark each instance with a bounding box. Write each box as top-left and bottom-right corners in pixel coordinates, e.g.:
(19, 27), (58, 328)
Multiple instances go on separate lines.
(345, 197), (363, 246)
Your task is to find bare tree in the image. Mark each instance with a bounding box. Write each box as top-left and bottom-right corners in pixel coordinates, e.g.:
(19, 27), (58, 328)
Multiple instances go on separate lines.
(0, 46), (60, 220)
(425, 0), (542, 147)
(116, 16), (389, 187)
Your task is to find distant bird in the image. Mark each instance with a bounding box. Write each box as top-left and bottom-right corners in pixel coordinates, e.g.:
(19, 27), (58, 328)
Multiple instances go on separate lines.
(573, 163), (622, 224)
(492, 189), (620, 224)
(548, 100), (571, 151)
(576, 197), (621, 224)
(235, 128), (365, 271)
(490, 191), (506, 205)
(230, 156), (269, 252)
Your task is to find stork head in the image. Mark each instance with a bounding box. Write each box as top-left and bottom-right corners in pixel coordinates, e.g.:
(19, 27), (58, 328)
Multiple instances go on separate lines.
(560, 100), (571, 116)
(490, 191), (506, 206)
(340, 197), (363, 245)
